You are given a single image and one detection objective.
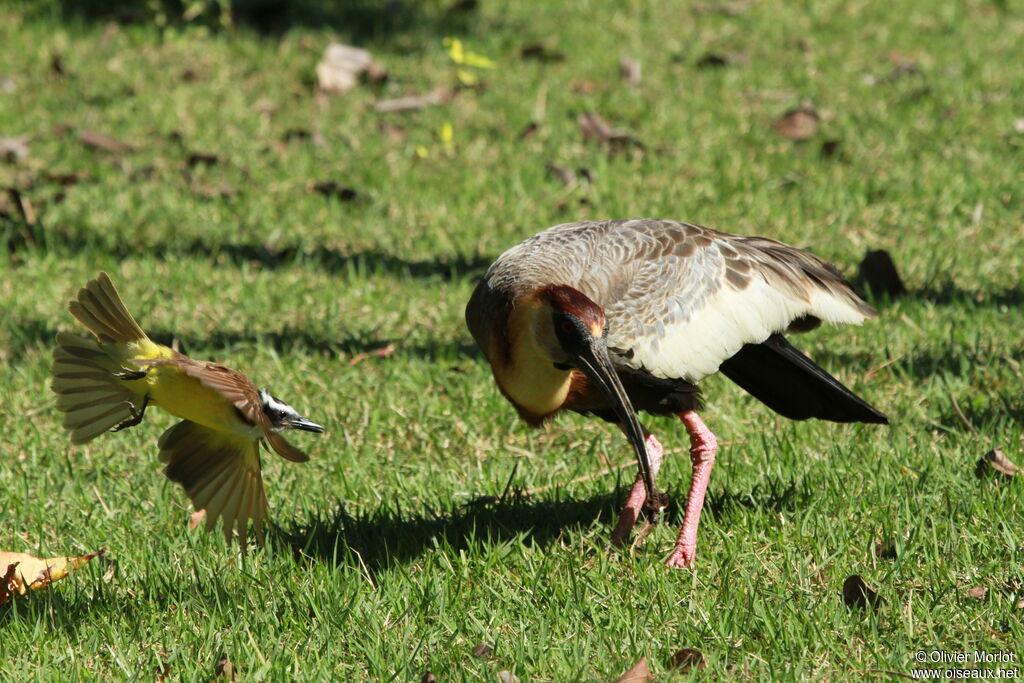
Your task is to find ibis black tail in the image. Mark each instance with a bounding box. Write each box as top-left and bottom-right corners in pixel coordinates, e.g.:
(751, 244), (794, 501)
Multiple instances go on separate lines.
(719, 334), (888, 424)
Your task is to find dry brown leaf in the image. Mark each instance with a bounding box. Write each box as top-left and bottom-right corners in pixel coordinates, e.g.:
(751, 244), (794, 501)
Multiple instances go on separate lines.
(214, 654), (239, 681)
(520, 41), (565, 62)
(0, 136), (29, 163)
(975, 447), (1019, 479)
(374, 87), (452, 114)
(79, 130), (135, 154)
(966, 585), (987, 600)
(316, 44), (386, 94)
(620, 56), (642, 86)
(772, 106), (819, 140)
(497, 671), (520, 683)
(420, 673), (437, 683)
(616, 656), (652, 683)
(545, 163), (575, 186)
(578, 111), (641, 149)
(311, 181), (358, 202)
(843, 574), (882, 609)
(669, 648), (707, 674)
(0, 548), (106, 604)
(471, 642), (494, 660)
(856, 249), (905, 298)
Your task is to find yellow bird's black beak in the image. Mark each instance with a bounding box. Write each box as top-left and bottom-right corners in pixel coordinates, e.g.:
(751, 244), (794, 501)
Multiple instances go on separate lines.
(569, 334), (660, 506)
(286, 415), (325, 433)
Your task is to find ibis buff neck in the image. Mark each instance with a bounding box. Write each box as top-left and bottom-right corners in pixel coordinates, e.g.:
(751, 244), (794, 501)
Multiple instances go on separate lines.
(490, 296), (574, 423)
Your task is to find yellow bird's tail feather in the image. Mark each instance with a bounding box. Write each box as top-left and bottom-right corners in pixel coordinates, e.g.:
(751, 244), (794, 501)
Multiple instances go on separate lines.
(51, 332), (141, 444)
(68, 272), (148, 344)
(158, 420), (268, 545)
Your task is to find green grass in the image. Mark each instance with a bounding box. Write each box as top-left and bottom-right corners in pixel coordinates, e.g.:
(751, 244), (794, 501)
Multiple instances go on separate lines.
(2, 0), (1023, 679)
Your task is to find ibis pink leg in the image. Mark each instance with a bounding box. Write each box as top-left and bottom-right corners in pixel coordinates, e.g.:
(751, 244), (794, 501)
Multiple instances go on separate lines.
(665, 410), (718, 569)
(610, 429), (664, 547)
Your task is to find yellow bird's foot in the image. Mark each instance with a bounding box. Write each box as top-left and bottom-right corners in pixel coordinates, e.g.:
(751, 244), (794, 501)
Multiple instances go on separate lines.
(113, 368), (148, 380)
(111, 395), (150, 432)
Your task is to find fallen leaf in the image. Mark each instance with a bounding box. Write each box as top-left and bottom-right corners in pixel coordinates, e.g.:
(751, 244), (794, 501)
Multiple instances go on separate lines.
(471, 642), (494, 660)
(520, 41), (565, 62)
(569, 79), (603, 94)
(696, 53), (730, 69)
(420, 673), (437, 683)
(820, 139), (842, 158)
(772, 106), (819, 140)
(316, 43), (386, 94)
(185, 152), (220, 167)
(497, 671), (520, 683)
(856, 249), (905, 298)
(312, 181), (358, 202)
(79, 130), (135, 154)
(843, 574), (882, 609)
(545, 162), (575, 186)
(619, 56), (642, 86)
(0, 136), (29, 163)
(975, 447), (1019, 479)
(669, 648), (706, 674)
(966, 585), (987, 600)
(875, 538), (898, 560)
(374, 87), (452, 113)
(519, 121), (540, 139)
(616, 656), (652, 683)
(578, 111), (642, 150)
(0, 548), (106, 604)
(214, 654), (239, 682)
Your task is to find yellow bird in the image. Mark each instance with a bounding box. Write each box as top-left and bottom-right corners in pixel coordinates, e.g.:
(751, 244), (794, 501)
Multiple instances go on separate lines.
(51, 273), (324, 543)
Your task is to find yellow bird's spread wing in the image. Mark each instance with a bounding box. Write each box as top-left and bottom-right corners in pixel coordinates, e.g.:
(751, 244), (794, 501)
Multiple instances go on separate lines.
(158, 420), (268, 544)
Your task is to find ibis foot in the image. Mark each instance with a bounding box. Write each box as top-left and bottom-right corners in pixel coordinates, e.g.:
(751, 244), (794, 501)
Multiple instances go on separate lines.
(664, 410), (718, 570)
(112, 395), (150, 432)
(611, 430), (664, 548)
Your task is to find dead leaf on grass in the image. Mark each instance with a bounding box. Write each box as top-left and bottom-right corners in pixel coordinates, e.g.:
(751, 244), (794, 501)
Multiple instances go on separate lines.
(856, 249), (905, 298)
(497, 671), (520, 683)
(975, 447), (1019, 479)
(966, 585), (987, 600)
(668, 648), (706, 674)
(520, 41), (565, 62)
(420, 673), (437, 683)
(0, 548), (106, 604)
(374, 87), (452, 113)
(312, 181), (358, 201)
(619, 56), (641, 86)
(79, 130), (135, 154)
(578, 111), (642, 150)
(214, 654), (239, 682)
(545, 162), (575, 186)
(616, 656), (652, 683)
(0, 136), (29, 163)
(843, 574), (883, 609)
(772, 106), (819, 140)
(316, 43), (387, 94)
(471, 642), (494, 660)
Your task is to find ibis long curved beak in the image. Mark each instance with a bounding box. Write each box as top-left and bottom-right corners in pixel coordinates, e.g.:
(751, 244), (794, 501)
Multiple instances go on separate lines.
(570, 335), (659, 505)
(287, 415), (325, 433)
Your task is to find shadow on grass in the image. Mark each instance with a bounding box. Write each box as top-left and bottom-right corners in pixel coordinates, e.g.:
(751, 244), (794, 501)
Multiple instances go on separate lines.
(4, 316), (480, 363)
(271, 475), (813, 576)
(53, 0), (480, 41)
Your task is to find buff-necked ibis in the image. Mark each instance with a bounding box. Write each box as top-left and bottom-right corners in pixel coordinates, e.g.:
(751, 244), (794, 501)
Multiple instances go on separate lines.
(465, 219), (887, 568)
